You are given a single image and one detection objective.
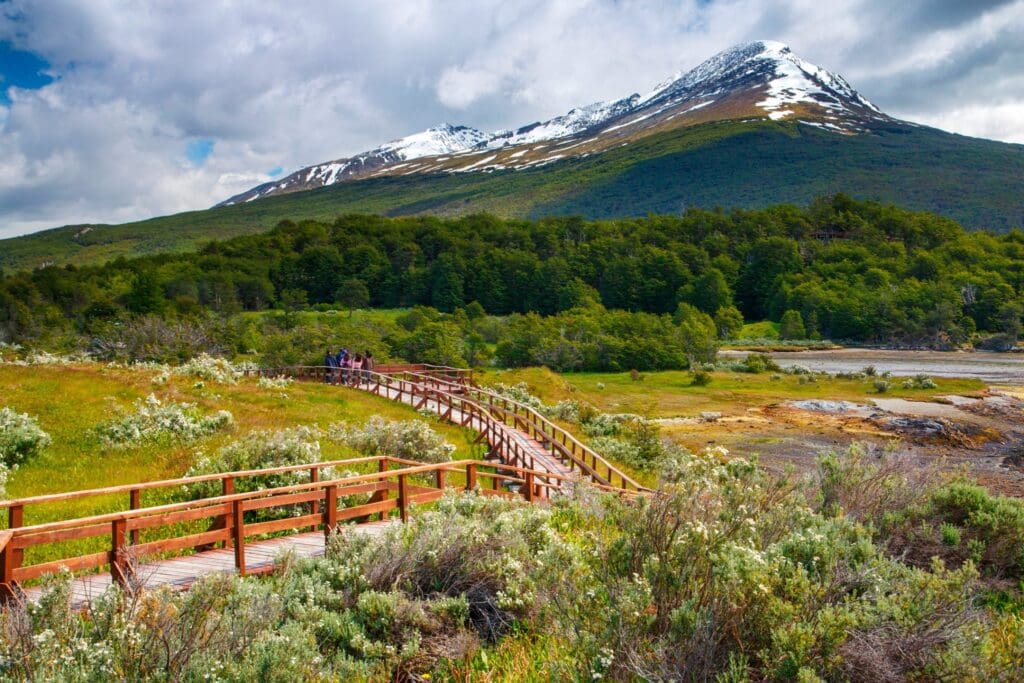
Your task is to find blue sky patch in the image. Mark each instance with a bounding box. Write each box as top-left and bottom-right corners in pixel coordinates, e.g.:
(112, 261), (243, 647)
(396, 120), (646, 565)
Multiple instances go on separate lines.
(0, 41), (55, 105)
(185, 138), (215, 166)
(267, 166), (283, 177)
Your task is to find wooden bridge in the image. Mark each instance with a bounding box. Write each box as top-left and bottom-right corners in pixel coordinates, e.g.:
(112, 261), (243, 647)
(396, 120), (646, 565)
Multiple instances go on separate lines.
(0, 364), (644, 607)
(264, 363), (645, 493)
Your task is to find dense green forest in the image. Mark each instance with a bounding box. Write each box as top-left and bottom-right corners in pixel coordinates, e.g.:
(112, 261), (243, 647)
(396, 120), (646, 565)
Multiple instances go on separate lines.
(3, 119), (1024, 273)
(1, 195), (1022, 364)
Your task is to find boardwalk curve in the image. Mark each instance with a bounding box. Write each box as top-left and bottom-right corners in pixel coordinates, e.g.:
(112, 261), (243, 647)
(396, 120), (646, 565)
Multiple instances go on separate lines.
(1, 365), (642, 607)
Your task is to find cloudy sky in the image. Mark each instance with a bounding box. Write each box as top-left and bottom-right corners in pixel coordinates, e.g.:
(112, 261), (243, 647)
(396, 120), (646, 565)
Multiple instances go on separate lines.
(1, 0), (1022, 239)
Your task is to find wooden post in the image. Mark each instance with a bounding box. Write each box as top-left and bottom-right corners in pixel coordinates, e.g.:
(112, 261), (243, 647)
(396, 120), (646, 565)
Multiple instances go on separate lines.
(435, 468), (446, 491)
(324, 485), (338, 540)
(0, 531), (17, 602)
(6, 505), (23, 589)
(129, 489), (141, 545)
(466, 463), (477, 491)
(398, 474), (409, 523)
(111, 518), (128, 587)
(221, 477), (234, 548)
(309, 467), (320, 532)
(376, 458), (391, 521)
(232, 499), (246, 575)
(524, 472), (535, 502)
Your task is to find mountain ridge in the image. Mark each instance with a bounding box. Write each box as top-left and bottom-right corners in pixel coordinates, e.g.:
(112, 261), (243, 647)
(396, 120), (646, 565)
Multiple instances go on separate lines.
(3, 41), (1024, 272)
(220, 40), (890, 206)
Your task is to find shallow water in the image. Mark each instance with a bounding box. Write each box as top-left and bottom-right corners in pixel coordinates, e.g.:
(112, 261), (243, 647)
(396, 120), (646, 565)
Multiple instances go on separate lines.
(721, 349), (1024, 385)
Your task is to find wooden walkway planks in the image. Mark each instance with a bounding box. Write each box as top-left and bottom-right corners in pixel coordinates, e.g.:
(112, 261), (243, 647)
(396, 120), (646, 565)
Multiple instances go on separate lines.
(19, 521), (392, 609)
(366, 380), (574, 483)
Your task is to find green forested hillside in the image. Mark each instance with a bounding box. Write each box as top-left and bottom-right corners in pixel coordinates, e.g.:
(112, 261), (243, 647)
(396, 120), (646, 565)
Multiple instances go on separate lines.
(2, 196), (1022, 355)
(2, 119), (1023, 272)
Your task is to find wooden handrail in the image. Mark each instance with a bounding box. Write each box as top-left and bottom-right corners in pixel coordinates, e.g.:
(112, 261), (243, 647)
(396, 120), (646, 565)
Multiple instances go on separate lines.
(260, 364), (647, 492)
(6, 458), (635, 540)
(0, 456), (640, 598)
(262, 366), (565, 487)
(0, 455), (401, 511)
(402, 371), (647, 492)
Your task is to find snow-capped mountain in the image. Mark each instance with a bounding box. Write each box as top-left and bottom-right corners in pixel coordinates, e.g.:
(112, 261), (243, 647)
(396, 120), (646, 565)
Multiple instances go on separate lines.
(220, 41), (890, 206)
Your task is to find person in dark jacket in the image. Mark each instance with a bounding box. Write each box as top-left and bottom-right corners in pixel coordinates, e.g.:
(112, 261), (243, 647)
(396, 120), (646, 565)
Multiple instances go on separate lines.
(362, 350), (374, 383)
(324, 349), (336, 383)
(338, 349), (349, 385)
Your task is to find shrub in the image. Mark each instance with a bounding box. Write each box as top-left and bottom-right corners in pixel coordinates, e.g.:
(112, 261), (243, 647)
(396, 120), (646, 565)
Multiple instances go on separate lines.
(740, 353), (780, 374)
(874, 379), (892, 393)
(97, 394), (233, 447)
(330, 417), (455, 464)
(256, 375), (294, 390)
(581, 412), (637, 438)
(174, 353), (242, 384)
(487, 382), (547, 413)
(182, 427), (344, 520)
(690, 369), (712, 386)
(911, 374), (938, 389)
(888, 481), (1024, 581)
(548, 399), (599, 424)
(0, 407), (50, 467)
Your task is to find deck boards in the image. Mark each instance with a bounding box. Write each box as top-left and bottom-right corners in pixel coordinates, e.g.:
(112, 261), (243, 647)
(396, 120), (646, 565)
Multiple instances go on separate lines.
(19, 522), (392, 609)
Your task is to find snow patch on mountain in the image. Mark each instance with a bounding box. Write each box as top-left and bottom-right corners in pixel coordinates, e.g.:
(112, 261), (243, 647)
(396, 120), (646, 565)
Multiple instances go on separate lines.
(220, 41), (891, 206)
(379, 124), (489, 158)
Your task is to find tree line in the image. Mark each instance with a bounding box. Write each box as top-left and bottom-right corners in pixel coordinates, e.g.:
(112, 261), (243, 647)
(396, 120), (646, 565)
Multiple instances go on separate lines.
(1, 194), (1022, 351)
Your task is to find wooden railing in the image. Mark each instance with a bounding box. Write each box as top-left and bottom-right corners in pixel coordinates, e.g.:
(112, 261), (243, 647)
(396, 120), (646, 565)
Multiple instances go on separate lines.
(0, 456), (635, 601)
(260, 364), (647, 493)
(405, 371), (647, 492)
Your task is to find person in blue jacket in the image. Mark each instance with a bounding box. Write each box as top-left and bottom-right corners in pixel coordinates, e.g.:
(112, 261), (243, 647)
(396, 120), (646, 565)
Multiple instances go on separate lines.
(324, 349), (337, 383)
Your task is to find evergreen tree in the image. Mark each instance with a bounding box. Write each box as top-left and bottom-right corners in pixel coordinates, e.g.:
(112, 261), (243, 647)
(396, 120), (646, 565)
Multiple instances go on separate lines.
(779, 309), (807, 340)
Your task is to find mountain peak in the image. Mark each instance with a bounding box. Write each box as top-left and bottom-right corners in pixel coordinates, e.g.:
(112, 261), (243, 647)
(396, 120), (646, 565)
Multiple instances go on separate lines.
(220, 41), (889, 206)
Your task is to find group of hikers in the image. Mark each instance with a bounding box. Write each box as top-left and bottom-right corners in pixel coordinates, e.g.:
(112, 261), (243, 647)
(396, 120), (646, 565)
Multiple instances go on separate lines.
(323, 348), (374, 386)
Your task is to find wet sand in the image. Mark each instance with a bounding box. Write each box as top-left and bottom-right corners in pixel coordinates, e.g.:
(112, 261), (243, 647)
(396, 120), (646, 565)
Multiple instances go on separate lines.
(721, 349), (1024, 385)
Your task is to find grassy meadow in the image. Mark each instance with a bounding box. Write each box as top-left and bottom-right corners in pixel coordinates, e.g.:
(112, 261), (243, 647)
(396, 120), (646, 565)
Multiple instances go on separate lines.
(0, 362), (486, 566)
(479, 366), (985, 417)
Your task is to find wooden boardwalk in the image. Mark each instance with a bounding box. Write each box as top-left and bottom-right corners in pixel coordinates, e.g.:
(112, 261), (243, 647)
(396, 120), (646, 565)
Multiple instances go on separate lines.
(367, 376), (575, 485)
(21, 523), (391, 608)
(2, 365), (643, 609)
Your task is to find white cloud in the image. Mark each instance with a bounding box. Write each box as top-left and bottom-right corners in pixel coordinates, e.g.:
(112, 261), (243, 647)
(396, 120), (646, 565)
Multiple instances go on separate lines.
(0, 0), (1022, 239)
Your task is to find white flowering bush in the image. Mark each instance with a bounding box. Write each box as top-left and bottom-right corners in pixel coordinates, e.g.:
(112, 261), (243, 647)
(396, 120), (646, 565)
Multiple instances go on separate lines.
(330, 416), (455, 464)
(182, 427), (342, 516)
(257, 375), (294, 390)
(2, 350), (92, 366)
(172, 353), (242, 384)
(0, 342), (21, 363)
(0, 462), (10, 500)
(580, 412), (637, 438)
(0, 407), (51, 467)
(488, 382), (547, 413)
(96, 394), (232, 447)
